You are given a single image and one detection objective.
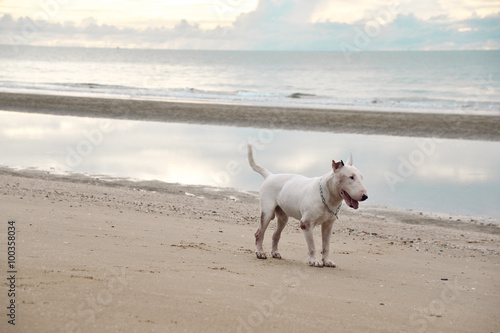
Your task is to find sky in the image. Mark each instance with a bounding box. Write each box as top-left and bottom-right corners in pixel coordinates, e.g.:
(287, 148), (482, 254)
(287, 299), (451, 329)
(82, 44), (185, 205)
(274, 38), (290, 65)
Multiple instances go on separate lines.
(0, 0), (499, 50)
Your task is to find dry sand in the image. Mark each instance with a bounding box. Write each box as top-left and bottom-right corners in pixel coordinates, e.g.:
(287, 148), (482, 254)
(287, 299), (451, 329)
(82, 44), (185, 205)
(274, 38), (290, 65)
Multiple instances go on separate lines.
(1, 168), (499, 333)
(1, 92), (499, 332)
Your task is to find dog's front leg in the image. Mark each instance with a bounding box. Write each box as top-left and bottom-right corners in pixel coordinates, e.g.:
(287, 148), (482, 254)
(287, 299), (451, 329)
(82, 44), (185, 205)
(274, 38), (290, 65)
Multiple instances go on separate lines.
(300, 220), (322, 267)
(321, 220), (336, 267)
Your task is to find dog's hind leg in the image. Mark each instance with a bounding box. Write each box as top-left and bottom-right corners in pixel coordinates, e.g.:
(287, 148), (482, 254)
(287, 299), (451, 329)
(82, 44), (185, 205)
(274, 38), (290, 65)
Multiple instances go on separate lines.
(271, 206), (288, 259)
(255, 207), (275, 259)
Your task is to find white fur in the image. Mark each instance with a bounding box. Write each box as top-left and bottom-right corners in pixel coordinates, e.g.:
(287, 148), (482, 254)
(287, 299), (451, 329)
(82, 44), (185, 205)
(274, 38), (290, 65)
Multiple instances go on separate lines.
(248, 144), (368, 267)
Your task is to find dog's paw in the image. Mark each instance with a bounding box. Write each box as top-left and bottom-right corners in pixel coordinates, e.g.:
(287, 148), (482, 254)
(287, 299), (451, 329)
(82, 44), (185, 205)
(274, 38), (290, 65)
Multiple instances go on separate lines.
(323, 260), (336, 268)
(309, 260), (324, 268)
(256, 252), (267, 260)
(271, 252), (282, 259)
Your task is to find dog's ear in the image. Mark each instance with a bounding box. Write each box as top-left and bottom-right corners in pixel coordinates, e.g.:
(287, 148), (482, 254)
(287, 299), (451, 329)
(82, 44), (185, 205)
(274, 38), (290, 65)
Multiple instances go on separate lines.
(332, 160), (344, 173)
(346, 153), (353, 166)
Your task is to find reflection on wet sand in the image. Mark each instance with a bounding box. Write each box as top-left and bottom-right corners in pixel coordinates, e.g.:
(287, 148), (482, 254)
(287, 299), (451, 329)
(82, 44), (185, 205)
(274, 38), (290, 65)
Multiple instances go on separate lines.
(0, 111), (499, 217)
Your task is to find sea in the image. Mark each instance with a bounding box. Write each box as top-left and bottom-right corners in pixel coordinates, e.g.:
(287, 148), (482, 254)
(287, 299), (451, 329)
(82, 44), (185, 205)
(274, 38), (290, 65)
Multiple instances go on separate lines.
(1, 45), (499, 219)
(1, 45), (499, 113)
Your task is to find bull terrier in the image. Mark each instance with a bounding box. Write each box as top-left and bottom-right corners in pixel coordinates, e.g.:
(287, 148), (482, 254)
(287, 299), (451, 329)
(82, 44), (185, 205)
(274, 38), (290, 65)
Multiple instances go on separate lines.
(248, 144), (368, 267)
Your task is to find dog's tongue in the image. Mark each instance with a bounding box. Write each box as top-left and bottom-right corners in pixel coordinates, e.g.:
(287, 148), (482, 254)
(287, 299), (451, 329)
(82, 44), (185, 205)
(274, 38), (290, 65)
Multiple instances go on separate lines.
(342, 191), (359, 210)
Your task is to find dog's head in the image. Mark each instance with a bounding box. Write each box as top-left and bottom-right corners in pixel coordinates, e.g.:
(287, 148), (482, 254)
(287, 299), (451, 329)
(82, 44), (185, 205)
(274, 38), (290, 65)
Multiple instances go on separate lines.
(332, 153), (368, 210)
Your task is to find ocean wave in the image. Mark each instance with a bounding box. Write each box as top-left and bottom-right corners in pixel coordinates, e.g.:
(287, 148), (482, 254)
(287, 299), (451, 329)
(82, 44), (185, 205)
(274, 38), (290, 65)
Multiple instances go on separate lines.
(59, 82), (135, 90)
(288, 93), (316, 99)
(236, 90), (280, 98)
(0, 80), (499, 115)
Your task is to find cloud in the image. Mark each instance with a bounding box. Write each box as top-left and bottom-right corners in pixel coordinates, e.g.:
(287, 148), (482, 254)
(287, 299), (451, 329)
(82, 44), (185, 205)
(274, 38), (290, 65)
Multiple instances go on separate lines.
(380, 12), (500, 50)
(0, 0), (499, 51)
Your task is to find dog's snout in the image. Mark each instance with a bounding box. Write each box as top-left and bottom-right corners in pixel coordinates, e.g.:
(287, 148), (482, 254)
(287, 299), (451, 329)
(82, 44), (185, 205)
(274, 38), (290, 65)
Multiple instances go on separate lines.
(361, 194), (368, 201)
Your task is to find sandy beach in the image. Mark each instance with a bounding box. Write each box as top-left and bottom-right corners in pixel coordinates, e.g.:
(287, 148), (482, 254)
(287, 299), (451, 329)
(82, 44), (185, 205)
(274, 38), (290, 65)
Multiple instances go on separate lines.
(1, 167), (499, 333)
(1, 92), (499, 332)
(1, 92), (499, 141)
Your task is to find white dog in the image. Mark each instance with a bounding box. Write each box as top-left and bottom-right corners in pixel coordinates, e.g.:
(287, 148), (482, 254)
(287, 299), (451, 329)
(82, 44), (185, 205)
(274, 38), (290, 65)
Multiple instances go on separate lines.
(248, 144), (368, 267)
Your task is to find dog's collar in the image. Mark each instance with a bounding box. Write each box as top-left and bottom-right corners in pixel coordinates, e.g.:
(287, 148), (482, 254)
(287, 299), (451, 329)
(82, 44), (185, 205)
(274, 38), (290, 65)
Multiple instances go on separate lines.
(319, 183), (342, 219)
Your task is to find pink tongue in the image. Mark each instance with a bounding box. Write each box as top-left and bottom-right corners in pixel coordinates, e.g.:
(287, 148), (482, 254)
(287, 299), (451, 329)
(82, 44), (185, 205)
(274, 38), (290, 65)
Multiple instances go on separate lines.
(351, 200), (359, 210)
(343, 191), (359, 210)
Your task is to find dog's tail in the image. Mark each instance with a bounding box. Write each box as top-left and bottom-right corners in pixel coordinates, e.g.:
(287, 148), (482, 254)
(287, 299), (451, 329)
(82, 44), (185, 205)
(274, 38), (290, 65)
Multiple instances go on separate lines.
(247, 144), (272, 179)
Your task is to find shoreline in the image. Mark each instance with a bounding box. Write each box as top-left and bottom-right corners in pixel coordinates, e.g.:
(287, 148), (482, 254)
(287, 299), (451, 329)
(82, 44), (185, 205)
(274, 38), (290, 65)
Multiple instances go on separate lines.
(1, 92), (499, 141)
(2, 165), (498, 231)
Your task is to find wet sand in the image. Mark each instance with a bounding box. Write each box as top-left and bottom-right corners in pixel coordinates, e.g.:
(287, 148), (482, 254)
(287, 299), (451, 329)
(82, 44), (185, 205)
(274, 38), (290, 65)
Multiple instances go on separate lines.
(1, 92), (499, 141)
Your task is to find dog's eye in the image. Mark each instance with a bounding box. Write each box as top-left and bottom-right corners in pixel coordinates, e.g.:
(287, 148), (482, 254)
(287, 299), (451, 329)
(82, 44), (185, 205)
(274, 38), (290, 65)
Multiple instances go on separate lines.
(350, 176), (354, 180)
